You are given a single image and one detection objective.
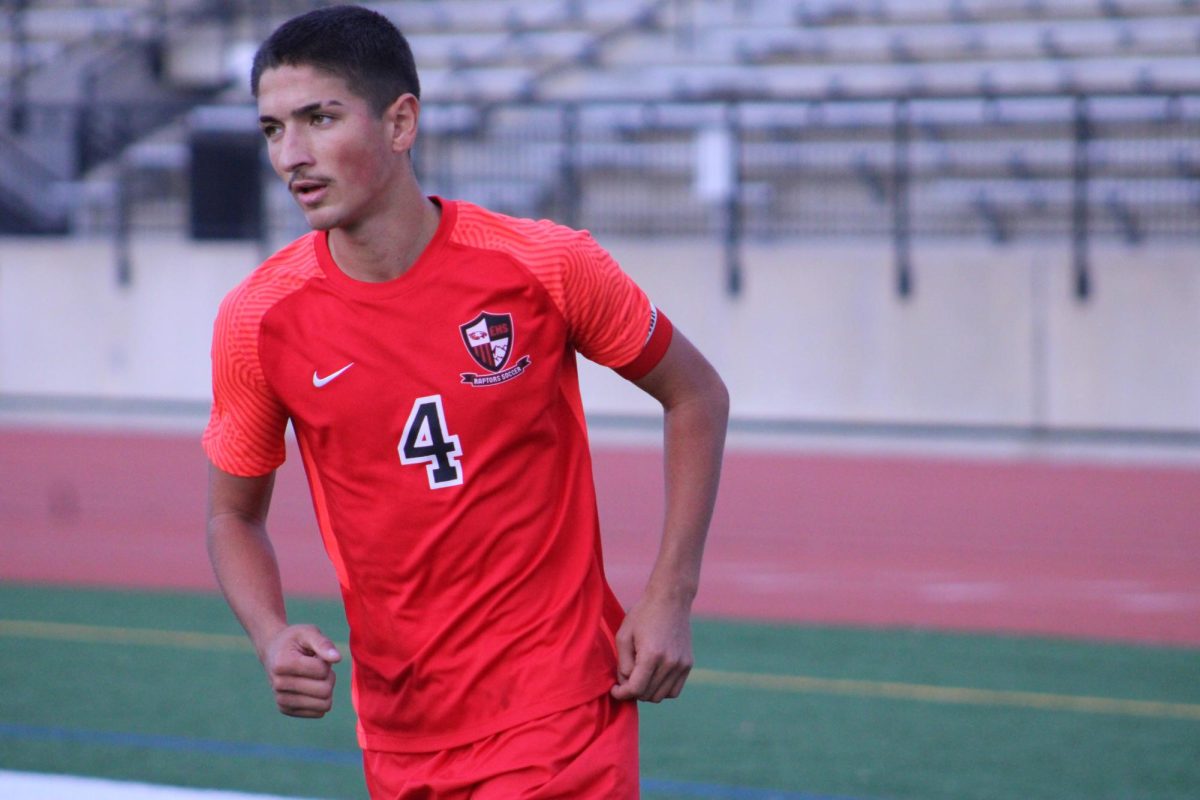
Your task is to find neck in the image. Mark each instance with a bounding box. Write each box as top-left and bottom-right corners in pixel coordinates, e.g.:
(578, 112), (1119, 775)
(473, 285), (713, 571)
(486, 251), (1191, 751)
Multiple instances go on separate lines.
(328, 190), (441, 283)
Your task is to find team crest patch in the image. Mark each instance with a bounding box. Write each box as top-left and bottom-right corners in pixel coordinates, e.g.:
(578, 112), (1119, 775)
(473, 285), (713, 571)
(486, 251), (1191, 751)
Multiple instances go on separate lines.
(459, 311), (531, 387)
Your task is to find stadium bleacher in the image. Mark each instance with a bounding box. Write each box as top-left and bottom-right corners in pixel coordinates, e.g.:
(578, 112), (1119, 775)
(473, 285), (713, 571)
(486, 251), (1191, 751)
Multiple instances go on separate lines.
(0, 0), (1197, 244)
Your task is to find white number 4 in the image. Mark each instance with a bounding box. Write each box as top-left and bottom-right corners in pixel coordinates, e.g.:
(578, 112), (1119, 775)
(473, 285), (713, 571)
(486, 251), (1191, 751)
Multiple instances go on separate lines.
(399, 395), (463, 489)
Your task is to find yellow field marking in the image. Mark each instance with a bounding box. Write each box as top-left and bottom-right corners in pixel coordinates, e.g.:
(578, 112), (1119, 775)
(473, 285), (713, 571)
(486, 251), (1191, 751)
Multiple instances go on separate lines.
(4, 619), (1199, 721)
(0, 619), (355, 655)
(0, 619), (254, 652)
(688, 668), (1200, 721)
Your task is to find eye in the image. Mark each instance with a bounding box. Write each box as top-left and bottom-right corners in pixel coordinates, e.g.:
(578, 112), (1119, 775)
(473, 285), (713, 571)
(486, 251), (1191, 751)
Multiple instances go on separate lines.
(260, 123), (281, 139)
(311, 113), (334, 126)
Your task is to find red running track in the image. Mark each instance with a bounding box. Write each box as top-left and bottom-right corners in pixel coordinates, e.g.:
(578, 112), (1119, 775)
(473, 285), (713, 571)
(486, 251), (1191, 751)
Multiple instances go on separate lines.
(1, 427), (1198, 646)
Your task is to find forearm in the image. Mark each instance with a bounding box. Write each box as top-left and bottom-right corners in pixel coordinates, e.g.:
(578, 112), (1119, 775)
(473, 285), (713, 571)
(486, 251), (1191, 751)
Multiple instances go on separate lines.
(207, 513), (289, 661)
(207, 495), (342, 719)
(644, 374), (729, 604)
(611, 353), (727, 702)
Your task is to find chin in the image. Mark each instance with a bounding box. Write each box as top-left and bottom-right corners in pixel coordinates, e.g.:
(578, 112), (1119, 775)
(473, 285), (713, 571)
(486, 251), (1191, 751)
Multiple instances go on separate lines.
(301, 209), (339, 231)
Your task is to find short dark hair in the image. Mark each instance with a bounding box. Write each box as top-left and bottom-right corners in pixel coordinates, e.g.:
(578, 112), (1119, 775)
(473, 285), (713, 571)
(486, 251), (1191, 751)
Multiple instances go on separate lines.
(251, 5), (420, 114)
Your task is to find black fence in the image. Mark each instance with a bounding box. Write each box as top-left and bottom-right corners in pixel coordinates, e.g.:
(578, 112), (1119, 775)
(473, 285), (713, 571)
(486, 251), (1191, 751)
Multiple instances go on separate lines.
(2, 91), (1197, 296)
(410, 93), (1199, 296)
(416, 96), (1200, 236)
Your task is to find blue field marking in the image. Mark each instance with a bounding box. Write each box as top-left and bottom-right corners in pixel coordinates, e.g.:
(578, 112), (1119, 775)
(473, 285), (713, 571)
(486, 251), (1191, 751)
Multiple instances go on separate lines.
(0, 723), (360, 766)
(642, 777), (869, 799)
(0, 723), (852, 800)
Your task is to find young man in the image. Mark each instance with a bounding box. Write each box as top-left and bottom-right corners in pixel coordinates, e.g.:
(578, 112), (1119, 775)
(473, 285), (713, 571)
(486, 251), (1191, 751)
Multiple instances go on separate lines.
(203, 6), (728, 797)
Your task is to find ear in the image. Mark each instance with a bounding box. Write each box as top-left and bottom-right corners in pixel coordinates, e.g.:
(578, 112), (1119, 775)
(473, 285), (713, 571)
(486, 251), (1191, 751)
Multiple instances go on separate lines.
(386, 93), (420, 154)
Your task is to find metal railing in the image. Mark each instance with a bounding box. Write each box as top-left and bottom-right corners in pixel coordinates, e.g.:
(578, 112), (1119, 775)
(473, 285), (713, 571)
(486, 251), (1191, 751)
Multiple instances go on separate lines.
(2, 91), (1197, 298)
(410, 92), (1200, 296)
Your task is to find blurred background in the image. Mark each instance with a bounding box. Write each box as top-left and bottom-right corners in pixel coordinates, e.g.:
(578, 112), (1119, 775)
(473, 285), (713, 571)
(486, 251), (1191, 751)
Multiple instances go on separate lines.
(1, 0), (1198, 438)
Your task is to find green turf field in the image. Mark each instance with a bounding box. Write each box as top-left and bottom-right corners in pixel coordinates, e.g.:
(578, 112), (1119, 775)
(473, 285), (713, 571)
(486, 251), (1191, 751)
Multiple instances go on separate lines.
(1, 584), (1197, 799)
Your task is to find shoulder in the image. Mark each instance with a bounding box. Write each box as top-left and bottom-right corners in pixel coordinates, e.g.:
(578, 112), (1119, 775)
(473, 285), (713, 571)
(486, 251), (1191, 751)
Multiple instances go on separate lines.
(216, 232), (324, 331)
(446, 201), (614, 314)
(448, 201), (593, 261)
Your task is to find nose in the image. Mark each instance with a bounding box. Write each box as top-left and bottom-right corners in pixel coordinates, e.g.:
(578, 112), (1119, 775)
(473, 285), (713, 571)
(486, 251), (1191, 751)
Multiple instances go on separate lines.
(273, 127), (313, 176)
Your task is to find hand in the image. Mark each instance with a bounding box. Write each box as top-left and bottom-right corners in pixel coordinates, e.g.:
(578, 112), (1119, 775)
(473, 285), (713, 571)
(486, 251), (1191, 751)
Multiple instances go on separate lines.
(610, 593), (694, 703)
(261, 624), (342, 718)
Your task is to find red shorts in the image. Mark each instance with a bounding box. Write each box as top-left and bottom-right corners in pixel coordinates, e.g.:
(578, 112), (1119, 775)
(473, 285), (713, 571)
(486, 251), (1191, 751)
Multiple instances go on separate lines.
(361, 693), (639, 799)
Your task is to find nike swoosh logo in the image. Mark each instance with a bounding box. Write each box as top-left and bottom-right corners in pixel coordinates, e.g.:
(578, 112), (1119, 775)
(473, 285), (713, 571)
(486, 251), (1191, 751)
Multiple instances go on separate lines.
(313, 362), (354, 388)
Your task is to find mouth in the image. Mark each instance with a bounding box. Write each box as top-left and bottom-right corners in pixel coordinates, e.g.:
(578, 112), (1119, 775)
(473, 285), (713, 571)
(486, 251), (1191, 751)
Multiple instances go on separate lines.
(290, 177), (330, 207)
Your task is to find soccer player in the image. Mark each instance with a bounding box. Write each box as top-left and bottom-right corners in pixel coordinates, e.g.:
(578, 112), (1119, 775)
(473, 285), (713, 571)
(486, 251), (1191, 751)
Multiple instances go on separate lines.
(203, 5), (728, 797)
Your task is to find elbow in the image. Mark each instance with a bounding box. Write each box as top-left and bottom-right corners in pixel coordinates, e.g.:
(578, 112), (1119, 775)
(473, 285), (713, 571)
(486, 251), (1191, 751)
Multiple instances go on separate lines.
(710, 376), (730, 432)
(699, 367), (730, 434)
(714, 372), (730, 419)
(706, 358), (730, 416)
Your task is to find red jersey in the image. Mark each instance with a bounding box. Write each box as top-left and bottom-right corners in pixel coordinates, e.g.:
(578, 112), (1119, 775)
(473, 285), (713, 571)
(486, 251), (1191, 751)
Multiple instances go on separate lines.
(203, 198), (672, 752)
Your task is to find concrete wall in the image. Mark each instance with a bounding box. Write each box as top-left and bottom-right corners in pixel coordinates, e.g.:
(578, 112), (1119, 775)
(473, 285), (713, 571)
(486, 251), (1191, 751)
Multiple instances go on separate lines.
(587, 235), (1200, 432)
(1, 233), (1197, 432)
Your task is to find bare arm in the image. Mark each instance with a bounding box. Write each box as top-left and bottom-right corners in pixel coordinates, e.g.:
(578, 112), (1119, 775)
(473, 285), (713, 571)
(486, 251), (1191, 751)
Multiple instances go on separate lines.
(207, 464), (341, 717)
(610, 328), (729, 702)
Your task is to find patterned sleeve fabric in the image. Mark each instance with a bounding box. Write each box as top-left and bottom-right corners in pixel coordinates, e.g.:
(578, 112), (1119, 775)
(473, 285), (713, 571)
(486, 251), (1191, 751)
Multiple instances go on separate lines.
(556, 230), (672, 377)
(202, 273), (292, 477)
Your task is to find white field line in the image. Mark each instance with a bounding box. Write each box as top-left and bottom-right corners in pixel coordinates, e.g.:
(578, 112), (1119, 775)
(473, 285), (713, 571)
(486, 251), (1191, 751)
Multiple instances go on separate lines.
(0, 771), (316, 800)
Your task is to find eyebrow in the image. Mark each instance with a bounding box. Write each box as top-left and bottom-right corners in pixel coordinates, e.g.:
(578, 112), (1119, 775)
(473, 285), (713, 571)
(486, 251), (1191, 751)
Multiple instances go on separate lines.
(259, 100), (345, 124)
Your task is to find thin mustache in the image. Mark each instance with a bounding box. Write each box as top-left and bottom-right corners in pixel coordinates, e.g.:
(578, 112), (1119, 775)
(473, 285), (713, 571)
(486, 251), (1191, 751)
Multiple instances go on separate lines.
(288, 174), (330, 191)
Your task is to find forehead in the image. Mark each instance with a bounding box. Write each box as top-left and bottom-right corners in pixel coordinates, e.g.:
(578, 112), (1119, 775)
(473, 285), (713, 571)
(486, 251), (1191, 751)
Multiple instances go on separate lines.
(256, 64), (366, 115)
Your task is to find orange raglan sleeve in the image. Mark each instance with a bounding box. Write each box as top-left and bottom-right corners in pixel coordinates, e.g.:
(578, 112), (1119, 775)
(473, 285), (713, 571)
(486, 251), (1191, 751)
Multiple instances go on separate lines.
(201, 282), (289, 477)
(559, 231), (673, 381)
